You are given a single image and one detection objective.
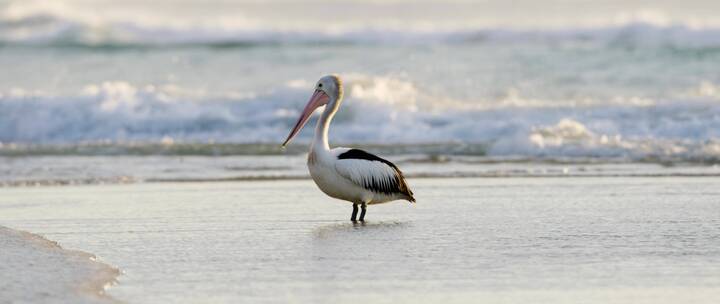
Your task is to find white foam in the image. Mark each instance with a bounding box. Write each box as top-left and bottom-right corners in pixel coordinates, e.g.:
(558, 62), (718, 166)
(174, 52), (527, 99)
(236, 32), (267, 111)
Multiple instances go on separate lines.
(0, 226), (119, 303)
(1, 75), (720, 161)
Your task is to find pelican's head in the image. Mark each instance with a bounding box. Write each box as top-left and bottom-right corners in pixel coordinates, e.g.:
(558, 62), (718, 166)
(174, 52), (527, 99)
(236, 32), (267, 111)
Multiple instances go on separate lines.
(282, 75), (343, 147)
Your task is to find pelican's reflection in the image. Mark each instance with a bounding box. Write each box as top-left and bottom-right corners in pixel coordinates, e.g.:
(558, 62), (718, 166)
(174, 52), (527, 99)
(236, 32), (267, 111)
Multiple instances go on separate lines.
(312, 221), (408, 239)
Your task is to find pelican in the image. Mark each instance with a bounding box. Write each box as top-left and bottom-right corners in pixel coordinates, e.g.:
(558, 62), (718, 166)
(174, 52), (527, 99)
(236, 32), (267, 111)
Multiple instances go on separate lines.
(282, 75), (415, 222)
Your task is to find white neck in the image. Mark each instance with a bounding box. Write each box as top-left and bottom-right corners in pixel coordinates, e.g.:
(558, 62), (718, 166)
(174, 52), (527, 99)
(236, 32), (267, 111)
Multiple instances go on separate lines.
(312, 98), (338, 152)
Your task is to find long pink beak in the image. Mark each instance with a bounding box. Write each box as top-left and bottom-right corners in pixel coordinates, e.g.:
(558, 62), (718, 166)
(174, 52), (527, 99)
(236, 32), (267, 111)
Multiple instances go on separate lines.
(282, 90), (330, 147)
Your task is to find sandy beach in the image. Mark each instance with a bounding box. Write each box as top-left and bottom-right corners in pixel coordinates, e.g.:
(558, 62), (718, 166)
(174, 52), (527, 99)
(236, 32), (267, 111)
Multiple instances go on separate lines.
(2, 174), (719, 303)
(0, 226), (118, 303)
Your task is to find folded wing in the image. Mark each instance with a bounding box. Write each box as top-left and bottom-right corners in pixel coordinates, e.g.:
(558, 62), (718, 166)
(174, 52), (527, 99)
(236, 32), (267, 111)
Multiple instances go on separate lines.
(334, 149), (415, 202)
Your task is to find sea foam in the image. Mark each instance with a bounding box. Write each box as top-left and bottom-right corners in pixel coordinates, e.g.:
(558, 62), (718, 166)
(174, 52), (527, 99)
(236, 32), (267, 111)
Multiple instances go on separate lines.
(1, 75), (719, 161)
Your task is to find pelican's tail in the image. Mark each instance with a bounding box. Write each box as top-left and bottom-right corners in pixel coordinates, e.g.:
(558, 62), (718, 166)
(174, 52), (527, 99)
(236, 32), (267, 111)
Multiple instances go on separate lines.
(405, 191), (416, 203)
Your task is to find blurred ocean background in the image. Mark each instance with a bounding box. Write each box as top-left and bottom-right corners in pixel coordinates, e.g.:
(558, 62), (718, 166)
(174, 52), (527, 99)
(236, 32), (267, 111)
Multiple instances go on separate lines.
(1, 0), (720, 166)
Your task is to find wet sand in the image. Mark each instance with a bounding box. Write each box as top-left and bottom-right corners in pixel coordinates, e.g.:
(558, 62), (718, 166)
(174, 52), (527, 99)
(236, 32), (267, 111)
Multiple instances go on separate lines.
(0, 226), (118, 303)
(1, 177), (719, 303)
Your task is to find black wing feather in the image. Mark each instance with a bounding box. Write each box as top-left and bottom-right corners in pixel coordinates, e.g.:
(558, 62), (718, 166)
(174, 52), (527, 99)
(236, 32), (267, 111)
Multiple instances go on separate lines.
(337, 149), (415, 201)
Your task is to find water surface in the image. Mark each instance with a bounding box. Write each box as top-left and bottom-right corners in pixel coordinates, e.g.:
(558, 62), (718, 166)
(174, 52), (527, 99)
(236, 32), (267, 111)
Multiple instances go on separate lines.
(2, 177), (718, 303)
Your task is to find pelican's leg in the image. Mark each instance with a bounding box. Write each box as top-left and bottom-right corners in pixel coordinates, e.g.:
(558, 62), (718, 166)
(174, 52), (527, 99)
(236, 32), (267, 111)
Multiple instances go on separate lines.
(351, 203), (359, 222)
(359, 202), (367, 222)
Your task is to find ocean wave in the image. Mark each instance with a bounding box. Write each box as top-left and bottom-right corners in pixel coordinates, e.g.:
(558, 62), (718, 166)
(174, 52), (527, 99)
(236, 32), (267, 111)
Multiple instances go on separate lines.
(3, 0), (720, 49)
(2, 7), (720, 49)
(1, 75), (720, 161)
(2, 24), (719, 50)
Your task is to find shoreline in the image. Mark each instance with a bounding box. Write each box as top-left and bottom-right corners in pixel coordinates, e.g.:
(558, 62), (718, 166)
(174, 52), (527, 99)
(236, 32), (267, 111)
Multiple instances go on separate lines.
(2, 153), (718, 188)
(2, 171), (720, 188)
(0, 226), (120, 304)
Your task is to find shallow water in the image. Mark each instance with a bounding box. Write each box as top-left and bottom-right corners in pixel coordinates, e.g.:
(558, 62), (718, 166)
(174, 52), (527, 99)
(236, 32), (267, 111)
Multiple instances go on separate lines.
(2, 155), (720, 187)
(2, 177), (719, 303)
